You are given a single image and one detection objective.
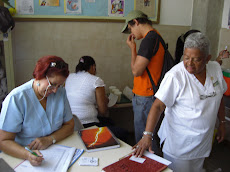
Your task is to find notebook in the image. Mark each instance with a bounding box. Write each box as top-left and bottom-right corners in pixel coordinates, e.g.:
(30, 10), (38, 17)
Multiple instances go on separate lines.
(79, 126), (120, 152)
(14, 145), (76, 172)
(68, 148), (84, 168)
(102, 154), (167, 172)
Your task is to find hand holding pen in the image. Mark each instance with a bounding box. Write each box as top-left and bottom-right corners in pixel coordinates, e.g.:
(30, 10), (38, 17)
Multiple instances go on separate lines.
(25, 146), (44, 166)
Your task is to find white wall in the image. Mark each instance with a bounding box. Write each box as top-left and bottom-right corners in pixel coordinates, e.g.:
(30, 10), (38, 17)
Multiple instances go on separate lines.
(11, 0), (193, 89)
(220, 0), (230, 69)
(160, 0), (193, 26)
(222, 0), (230, 28)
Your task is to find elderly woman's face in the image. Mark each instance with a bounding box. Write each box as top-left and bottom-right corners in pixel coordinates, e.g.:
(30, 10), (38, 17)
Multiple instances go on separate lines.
(183, 48), (209, 75)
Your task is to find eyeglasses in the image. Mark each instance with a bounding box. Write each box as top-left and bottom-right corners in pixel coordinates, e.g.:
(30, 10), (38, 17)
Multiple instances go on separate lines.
(46, 76), (64, 90)
(200, 91), (216, 100)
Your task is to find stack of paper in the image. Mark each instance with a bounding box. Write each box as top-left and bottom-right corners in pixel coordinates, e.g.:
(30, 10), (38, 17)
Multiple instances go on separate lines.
(15, 145), (76, 172)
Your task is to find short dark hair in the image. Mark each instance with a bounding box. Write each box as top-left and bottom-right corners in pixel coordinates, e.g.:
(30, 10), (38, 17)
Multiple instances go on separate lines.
(128, 17), (152, 27)
(33, 55), (69, 80)
(75, 56), (95, 73)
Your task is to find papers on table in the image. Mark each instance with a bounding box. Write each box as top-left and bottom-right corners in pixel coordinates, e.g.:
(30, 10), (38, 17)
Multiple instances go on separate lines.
(144, 151), (171, 166)
(68, 149), (84, 169)
(129, 156), (146, 163)
(78, 157), (98, 166)
(15, 145), (76, 172)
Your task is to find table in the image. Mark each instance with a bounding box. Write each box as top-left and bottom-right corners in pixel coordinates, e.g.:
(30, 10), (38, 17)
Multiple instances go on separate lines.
(0, 131), (172, 172)
(110, 102), (132, 108)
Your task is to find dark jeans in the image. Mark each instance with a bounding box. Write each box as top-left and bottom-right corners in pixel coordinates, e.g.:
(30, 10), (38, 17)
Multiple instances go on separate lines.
(132, 94), (163, 156)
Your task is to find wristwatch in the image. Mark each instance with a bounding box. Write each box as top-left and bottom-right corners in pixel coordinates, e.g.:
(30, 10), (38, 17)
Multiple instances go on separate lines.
(51, 135), (56, 144)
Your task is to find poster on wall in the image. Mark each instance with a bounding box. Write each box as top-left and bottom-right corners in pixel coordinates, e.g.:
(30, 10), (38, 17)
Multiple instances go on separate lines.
(39, 0), (60, 6)
(65, 0), (82, 14)
(108, 0), (125, 17)
(135, 0), (157, 18)
(16, 0), (34, 14)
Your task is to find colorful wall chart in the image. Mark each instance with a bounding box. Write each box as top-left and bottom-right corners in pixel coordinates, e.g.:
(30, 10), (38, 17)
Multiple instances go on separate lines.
(8, 0), (160, 23)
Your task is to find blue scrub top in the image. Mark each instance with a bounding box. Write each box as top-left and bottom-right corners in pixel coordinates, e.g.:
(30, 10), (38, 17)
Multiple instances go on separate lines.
(0, 79), (73, 146)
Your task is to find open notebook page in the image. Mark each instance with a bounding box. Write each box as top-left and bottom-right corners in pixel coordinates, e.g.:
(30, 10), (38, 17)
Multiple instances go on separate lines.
(15, 145), (76, 172)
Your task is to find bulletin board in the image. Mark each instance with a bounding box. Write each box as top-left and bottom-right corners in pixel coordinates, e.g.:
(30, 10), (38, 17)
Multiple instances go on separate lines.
(8, 0), (160, 23)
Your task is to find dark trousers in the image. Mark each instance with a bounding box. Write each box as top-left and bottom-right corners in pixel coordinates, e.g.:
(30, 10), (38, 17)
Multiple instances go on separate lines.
(132, 95), (164, 156)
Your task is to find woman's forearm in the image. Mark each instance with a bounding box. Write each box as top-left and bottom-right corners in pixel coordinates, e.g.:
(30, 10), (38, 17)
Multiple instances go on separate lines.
(218, 97), (225, 122)
(0, 130), (29, 160)
(49, 118), (74, 143)
(145, 98), (166, 133)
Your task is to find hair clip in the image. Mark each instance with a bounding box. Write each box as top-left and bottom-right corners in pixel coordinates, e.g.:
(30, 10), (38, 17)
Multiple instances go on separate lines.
(50, 62), (56, 67)
(50, 61), (67, 69)
(80, 58), (84, 63)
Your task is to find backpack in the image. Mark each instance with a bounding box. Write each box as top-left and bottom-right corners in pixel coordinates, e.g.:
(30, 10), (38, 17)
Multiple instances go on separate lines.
(146, 32), (175, 94)
(0, 6), (15, 33)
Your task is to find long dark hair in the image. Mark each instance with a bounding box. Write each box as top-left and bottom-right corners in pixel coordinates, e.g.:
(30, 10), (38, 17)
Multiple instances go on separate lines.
(175, 29), (200, 64)
(75, 56), (95, 73)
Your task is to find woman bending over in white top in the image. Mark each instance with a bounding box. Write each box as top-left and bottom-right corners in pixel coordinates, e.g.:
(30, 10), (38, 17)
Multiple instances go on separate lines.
(65, 56), (128, 142)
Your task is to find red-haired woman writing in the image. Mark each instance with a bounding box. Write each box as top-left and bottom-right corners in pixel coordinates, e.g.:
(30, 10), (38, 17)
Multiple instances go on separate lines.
(0, 55), (74, 166)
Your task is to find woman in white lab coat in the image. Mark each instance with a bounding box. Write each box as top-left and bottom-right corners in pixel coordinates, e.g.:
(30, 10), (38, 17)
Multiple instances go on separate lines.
(133, 32), (227, 172)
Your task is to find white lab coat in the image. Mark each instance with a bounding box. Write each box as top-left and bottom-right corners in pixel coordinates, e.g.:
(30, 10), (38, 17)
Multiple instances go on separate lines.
(156, 61), (227, 160)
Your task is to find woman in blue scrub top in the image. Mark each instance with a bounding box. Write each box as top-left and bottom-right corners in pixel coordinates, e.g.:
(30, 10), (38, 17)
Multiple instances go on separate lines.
(0, 55), (74, 166)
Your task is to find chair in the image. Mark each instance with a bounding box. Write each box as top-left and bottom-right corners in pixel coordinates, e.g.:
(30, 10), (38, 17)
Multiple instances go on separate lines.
(73, 115), (84, 131)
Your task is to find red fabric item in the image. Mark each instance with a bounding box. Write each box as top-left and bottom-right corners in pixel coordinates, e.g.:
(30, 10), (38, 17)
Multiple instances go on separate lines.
(102, 155), (167, 172)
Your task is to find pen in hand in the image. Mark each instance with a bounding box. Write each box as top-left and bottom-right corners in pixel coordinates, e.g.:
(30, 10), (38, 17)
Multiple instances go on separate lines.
(25, 146), (39, 157)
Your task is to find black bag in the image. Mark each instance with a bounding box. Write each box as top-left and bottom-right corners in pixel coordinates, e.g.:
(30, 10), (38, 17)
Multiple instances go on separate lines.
(0, 6), (15, 33)
(146, 33), (175, 94)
